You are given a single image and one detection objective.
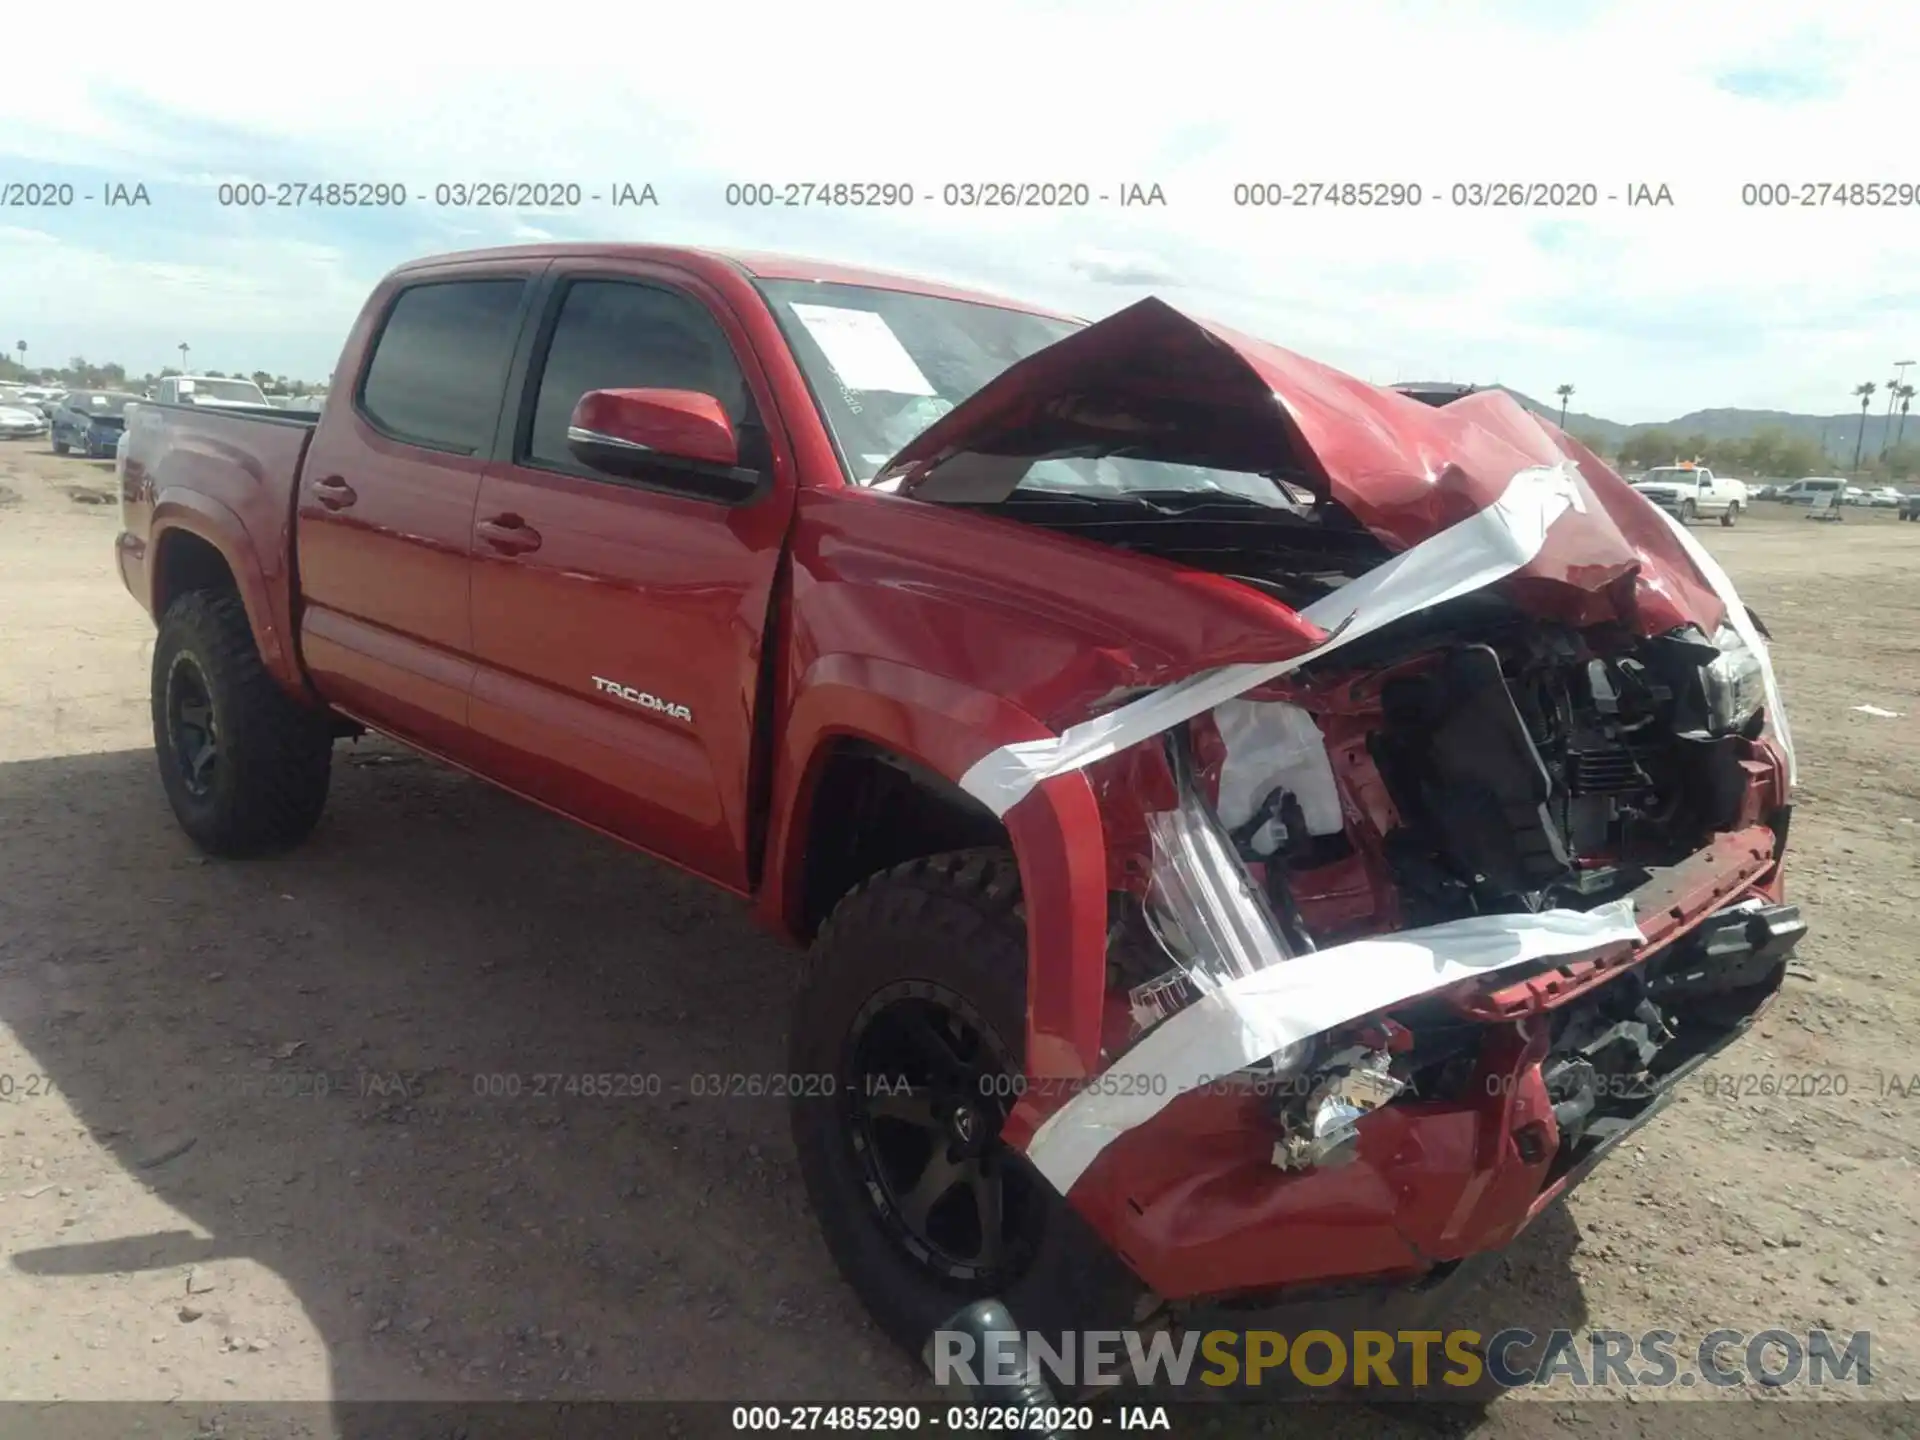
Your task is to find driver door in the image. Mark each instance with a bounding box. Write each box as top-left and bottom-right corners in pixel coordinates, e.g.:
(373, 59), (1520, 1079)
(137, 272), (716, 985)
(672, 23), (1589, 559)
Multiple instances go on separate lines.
(464, 264), (795, 890)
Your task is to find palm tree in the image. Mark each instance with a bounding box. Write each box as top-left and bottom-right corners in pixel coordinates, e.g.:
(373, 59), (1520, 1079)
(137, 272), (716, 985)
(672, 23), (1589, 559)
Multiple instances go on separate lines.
(1555, 383), (1575, 428)
(1896, 383), (1915, 451)
(178, 342), (190, 373)
(1852, 381), (1877, 471)
(13, 340), (24, 375)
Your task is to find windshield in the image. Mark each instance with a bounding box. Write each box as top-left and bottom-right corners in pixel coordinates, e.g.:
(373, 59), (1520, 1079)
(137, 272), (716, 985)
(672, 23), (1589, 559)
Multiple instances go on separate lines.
(1640, 468), (1699, 484)
(72, 392), (140, 416)
(758, 279), (1294, 506)
(183, 378), (266, 403)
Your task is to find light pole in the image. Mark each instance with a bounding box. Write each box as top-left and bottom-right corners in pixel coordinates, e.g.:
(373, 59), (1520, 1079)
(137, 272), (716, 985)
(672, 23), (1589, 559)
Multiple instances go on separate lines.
(1882, 361), (1914, 458)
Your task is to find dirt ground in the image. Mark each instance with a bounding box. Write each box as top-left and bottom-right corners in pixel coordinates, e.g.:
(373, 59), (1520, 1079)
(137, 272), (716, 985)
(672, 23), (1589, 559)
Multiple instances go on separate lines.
(0, 439), (1915, 1438)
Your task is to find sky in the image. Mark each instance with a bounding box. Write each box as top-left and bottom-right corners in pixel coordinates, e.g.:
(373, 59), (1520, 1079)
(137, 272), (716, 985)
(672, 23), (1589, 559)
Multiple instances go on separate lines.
(0, 0), (1913, 423)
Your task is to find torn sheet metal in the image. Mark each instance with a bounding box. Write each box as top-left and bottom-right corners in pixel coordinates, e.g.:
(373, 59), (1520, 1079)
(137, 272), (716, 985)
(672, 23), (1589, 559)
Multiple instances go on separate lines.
(1025, 898), (1644, 1194)
(1649, 506), (1797, 788)
(961, 459), (1587, 817)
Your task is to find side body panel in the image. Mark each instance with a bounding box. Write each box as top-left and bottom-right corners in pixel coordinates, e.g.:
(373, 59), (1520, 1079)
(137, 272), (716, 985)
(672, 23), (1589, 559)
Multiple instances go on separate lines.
(463, 258), (803, 890)
(293, 256), (547, 759)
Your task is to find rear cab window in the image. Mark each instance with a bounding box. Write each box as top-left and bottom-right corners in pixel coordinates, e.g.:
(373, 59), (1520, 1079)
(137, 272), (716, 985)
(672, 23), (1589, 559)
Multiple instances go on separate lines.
(358, 278), (529, 453)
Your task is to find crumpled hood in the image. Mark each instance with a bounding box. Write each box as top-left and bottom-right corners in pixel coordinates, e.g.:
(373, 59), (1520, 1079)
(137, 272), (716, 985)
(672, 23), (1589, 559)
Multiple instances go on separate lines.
(875, 297), (1724, 638)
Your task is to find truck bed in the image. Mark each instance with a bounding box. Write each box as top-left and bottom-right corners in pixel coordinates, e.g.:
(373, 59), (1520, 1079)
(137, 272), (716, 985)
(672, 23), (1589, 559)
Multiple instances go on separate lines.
(118, 401), (323, 698)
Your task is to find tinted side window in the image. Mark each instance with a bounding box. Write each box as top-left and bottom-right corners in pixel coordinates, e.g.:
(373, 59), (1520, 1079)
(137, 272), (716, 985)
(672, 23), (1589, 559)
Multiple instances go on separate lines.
(525, 280), (753, 471)
(360, 279), (527, 453)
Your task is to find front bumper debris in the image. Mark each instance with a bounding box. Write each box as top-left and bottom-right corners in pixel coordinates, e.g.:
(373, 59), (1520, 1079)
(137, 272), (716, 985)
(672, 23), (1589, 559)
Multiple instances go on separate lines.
(1048, 827), (1788, 1302)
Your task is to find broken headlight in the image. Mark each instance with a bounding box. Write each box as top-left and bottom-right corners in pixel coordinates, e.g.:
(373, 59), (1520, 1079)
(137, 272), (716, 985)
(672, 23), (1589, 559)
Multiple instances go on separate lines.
(1702, 625), (1766, 734)
(1127, 727), (1315, 1080)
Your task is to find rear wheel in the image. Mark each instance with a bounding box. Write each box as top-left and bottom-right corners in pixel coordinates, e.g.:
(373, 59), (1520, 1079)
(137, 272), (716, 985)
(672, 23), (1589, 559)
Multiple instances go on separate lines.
(151, 590), (334, 857)
(1720, 501), (1739, 527)
(789, 850), (1145, 1357)
(50, 436), (68, 455)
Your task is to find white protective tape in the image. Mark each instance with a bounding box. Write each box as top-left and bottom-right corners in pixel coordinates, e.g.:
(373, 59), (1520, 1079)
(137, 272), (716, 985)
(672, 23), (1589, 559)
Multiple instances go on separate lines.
(1025, 897), (1644, 1193)
(959, 461), (1587, 817)
(1649, 507), (1796, 788)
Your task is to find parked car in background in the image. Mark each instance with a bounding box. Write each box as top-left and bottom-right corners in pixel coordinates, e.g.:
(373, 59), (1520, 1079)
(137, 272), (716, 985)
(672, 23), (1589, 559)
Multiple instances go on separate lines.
(50, 390), (144, 458)
(1775, 477), (1849, 507)
(1842, 485), (1869, 506)
(1628, 463), (1747, 525)
(1864, 486), (1904, 509)
(150, 375), (274, 410)
(18, 386), (67, 417)
(0, 401), (49, 439)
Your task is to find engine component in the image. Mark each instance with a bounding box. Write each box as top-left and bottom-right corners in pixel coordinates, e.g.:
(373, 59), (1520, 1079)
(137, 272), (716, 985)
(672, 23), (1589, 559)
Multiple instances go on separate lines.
(1375, 643), (1571, 905)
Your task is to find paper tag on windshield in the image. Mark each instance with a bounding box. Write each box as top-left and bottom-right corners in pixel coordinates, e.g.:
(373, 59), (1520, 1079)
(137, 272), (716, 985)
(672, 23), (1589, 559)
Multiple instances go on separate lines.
(788, 304), (937, 396)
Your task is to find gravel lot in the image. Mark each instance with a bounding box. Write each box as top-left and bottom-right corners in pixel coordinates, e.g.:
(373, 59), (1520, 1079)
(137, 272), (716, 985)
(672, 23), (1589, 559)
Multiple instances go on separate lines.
(0, 439), (1915, 1437)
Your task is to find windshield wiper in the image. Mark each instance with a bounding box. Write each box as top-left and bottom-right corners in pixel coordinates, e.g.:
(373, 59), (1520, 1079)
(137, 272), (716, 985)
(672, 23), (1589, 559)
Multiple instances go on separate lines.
(1005, 488), (1291, 515)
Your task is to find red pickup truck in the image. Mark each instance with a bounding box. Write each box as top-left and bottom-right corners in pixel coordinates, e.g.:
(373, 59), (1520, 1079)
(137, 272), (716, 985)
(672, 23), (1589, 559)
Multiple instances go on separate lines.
(117, 243), (1804, 1356)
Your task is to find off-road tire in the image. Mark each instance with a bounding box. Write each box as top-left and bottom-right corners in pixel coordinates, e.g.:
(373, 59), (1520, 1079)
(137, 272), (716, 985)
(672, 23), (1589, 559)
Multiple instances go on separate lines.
(51, 438), (68, 455)
(1720, 501), (1739, 527)
(790, 849), (1147, 1359)
(151, 590), (333, 857)
(1679, 499), (1697, 524)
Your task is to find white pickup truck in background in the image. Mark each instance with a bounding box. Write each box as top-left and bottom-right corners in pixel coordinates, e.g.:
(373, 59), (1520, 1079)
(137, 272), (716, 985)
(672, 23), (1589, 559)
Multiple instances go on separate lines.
(150, 375), (275, 410)
(1630, 464), (1748, 526)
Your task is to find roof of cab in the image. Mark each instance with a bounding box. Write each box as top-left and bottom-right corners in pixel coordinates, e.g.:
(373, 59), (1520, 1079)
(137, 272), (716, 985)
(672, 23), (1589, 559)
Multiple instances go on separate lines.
(390, 242), (1078, 321)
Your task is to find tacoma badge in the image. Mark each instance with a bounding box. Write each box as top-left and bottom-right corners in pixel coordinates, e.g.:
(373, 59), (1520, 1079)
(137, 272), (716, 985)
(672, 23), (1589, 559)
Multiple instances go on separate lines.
(591, 676), (693, 723)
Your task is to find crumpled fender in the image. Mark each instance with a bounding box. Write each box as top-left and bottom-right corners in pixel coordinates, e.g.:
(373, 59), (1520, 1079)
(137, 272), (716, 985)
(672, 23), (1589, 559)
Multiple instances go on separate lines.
(758, 650), (1114, 1078)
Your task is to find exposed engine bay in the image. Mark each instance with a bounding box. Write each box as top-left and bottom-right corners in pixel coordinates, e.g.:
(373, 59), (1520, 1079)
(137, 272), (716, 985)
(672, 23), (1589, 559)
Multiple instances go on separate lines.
(1078, 551), (1788, 1187)
(1331, 601), (1775, 927)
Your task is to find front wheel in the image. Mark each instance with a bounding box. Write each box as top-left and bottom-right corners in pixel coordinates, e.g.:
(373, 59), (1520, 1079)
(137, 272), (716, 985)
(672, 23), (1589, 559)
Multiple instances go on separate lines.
(1679, 499), (1697, 524)
(151, 590), (334, 857)
(50, 436), (68, 455)
(1720, 502), (1739, 527)
(789, 850), (1145, 1357)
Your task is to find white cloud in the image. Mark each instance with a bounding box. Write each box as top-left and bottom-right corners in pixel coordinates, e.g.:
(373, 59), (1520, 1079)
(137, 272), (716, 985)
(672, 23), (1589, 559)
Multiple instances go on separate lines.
(0, 0), (1914, 417)
(1069, 248), (1180, 286)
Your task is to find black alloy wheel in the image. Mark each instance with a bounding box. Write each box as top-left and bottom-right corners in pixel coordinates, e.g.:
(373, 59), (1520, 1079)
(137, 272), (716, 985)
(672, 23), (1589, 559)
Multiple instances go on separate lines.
(843, 982), (1040, 1284)
(164, 652), (221, 798)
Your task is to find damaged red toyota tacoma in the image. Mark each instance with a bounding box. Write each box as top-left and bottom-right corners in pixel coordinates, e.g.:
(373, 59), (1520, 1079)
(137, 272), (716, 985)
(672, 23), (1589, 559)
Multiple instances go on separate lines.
(116, 243), (1804, 1355)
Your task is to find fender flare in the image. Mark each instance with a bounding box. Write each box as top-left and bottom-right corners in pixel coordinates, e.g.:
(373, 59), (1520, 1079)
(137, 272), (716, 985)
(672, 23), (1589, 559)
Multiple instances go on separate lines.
(760, 654), (1110, 1081)
(149, 490), (305, 699)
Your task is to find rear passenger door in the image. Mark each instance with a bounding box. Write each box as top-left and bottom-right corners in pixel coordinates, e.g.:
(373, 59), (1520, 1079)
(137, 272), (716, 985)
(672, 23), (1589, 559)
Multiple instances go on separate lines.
(296, 262), (541, 758)
(464, 265), (796, 890)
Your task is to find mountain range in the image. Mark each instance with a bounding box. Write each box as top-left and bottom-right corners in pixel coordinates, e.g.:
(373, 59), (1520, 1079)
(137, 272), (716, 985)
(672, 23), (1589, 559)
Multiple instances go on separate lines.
(1491, 387), (1912, 459)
